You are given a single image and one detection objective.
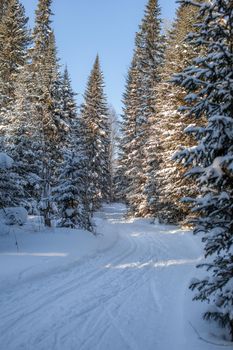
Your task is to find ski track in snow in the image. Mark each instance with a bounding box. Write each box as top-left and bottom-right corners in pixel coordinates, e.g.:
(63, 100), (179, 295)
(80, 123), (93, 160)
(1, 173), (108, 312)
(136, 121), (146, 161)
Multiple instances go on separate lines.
(0, 204), (226, 350)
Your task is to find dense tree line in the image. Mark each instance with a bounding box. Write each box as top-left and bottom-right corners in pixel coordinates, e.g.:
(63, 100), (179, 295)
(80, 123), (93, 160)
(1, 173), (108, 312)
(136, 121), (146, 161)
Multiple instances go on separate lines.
(0, 0), (112, 231)
(116, 0), (233, 341)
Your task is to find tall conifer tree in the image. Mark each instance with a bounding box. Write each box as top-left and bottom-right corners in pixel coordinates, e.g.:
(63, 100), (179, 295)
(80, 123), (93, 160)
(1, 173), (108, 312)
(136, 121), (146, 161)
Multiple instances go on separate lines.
(175, 0), (233, 339)
(5, 64), (43, 212)
(0, 0), (30, 121)
(53, 67), (93, 231)
(0, 0), (31, 207)
(146, 3), (200, 223)
(116, 54), (143, 213)
(117, 0), (164, 216)
(80, 55), (111, 210)
(29, 0), (59, 226)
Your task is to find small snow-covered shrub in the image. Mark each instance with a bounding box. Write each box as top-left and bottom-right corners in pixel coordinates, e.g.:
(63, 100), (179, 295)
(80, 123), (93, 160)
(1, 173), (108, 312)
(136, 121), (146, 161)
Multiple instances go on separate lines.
(0, 207), (28, 226)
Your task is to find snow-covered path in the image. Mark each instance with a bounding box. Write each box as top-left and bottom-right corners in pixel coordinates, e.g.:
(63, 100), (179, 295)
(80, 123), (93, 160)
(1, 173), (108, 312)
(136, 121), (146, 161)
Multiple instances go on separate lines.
(0, 204), (226, 350)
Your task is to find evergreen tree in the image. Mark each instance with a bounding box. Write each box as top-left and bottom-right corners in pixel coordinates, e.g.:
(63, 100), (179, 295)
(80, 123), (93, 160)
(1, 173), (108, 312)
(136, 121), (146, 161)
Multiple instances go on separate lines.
(30, 0), (56, 147)
(116, 54), (144, 213)
(0, 0), (33, 208)
(5, 30), (65, 213)
(5, 64), (43, 212)
(53, 147), (93, 231)
(147, 2), (200, 224)
(30, 0), (53, 63)
(0, 0), (30, 130)
(27, 0), (81, 225)
(174, 0), (233, 339)
(136, 0), (164, 217)
(54, 139), (93, 232)
(80, 55), (111, 210)
(135, 0), (164, 117)
(117, 0), (164, 216)
(0, 0), (29, 105)
(44, 30), (71, 180)
(29, 0), (64, 225)
(53, 67), (93, 231)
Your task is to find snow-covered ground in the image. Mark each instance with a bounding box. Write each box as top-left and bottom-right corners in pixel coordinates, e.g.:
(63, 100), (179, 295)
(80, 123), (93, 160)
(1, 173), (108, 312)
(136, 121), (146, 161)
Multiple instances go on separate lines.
(0, 203), (230, 350)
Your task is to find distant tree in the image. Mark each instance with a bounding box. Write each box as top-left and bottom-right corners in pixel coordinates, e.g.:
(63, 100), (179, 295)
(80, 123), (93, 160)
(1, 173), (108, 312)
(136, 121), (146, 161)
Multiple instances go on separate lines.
(174, 0), (233, 340)
(108, 106), (119, 202)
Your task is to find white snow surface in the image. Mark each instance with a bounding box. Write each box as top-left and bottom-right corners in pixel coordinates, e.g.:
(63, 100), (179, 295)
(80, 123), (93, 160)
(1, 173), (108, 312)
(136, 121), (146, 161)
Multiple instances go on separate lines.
(0, 203), (230, 350)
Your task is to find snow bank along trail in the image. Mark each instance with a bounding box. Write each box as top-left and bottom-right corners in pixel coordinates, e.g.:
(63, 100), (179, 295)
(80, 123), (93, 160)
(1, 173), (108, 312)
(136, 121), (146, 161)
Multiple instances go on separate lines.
(0, 204), (223, 350)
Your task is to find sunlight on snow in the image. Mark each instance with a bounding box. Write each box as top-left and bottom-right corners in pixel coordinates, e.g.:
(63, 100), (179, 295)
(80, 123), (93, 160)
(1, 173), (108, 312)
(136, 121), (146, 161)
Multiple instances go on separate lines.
(131, 233), (141, 237)
(105, 257), (202, 270)
(0, 252), (68, 257)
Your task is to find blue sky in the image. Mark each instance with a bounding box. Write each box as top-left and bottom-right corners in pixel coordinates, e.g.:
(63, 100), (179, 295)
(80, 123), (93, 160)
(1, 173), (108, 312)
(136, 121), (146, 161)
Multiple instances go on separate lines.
(21, 0), (178, 114)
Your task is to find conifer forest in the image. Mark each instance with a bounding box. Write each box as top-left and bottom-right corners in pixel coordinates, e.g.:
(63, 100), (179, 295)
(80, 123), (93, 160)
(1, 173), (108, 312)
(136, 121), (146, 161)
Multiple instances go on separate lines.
(0, 0), (232, 349)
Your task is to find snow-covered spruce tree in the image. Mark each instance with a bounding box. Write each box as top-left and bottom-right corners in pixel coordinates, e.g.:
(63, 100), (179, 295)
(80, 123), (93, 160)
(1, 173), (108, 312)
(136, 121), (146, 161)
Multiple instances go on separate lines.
(116, 54), (144, 213)
(77, 113), (98, 222)
(117, 0), (164, 216)
(0, 0), (31, 207)
(29, 0), (59, 226)
(150, 2), (200, 224)
(45, 32), (69, 151)
(174, 0), (233, 340)
(53, 67), (93, 231)
(4, 31), (62, 214)
(29, 0), (72, 225)
(80, 55), (111, 210)
(0, 0), (29, 105)
(0, 0), (30, 138)
(136, 0), (164, 217)
(53, 143), (93, 232)
(53, 147), (93, 231)
(4, 64), (43, 212)
(43, 31), (75, 213)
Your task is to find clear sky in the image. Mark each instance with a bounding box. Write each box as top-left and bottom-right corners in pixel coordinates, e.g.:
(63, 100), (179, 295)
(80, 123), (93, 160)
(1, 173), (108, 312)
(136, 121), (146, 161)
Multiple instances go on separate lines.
(21, 0), (178, 114)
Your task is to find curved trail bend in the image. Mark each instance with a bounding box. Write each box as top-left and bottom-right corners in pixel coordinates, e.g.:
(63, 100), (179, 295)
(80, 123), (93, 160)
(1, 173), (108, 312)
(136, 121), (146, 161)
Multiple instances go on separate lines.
(0, 203), (217, 350)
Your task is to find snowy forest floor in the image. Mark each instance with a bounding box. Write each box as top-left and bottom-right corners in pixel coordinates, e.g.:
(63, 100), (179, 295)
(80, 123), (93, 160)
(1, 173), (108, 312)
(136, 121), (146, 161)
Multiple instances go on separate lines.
(0, 203), (231, 350)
